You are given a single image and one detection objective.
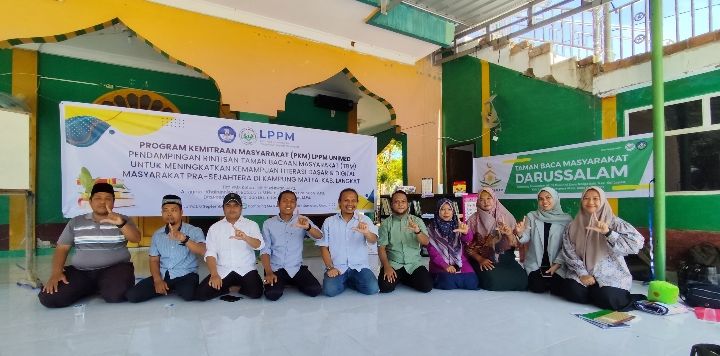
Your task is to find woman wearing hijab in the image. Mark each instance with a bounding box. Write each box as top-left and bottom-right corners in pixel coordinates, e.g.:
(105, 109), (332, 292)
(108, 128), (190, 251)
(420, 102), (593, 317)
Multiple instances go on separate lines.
(426, 199), (478, 290)
(515, 187), (572, 294)
(465, 188), (527, 291)
(561, 186), (645, 311)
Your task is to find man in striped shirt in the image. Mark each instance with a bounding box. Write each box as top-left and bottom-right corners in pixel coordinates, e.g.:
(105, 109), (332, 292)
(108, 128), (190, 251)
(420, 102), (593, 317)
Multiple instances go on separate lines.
(125, 195), (206, 302)
(39, 182), (141, 308)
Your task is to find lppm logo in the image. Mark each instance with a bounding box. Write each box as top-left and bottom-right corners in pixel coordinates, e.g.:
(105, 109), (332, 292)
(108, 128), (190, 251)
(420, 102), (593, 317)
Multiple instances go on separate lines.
(239, 128), (258, 145)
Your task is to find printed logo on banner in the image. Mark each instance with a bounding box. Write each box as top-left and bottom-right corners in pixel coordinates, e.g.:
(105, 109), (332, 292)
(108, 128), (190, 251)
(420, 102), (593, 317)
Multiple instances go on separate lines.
(479, 163), (502, 187)
(239, 128), (258, 145)
(636, 141), (648, 150)
(217, 126), (236, 143)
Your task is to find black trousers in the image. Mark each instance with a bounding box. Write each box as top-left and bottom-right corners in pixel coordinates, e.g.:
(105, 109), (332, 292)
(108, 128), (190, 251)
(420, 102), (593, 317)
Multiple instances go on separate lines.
(194, 270), (263, 301)
(468, 251), (528, 291)
(263, 266), (322, 301)
(378, 266), (433, 293)
(527, 269), (564, 295)
(38, 262), (135, 308)
(562, 278), (638, 311)
(125, 271), (199, 303)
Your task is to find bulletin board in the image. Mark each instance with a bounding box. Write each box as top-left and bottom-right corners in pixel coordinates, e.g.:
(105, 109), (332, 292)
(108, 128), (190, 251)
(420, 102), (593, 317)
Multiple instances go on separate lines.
(0, 108), (30, 190)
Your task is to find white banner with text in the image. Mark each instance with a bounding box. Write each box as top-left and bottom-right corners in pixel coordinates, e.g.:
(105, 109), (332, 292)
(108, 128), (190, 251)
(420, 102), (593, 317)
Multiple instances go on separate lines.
(60, 102), (376, 217)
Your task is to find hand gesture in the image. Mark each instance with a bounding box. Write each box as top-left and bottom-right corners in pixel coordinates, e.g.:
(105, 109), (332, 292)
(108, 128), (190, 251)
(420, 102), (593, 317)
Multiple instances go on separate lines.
(407, 218), (421, 234)
(352, 221), (369, 235)
(209, 274), (222, 290)
(42, 272), (69, 294)
(326, 267), (340, 278)
(295, 216), (311, 231)
(446, 265), (457, 273)
(545, 263), (561, 276)
(497, 216), (513, 237)
(514, 217), (527, 236)
(154, 279), (169, 295)
(264, 271), (278, 286)
(478, 257), (495, 271)
(453, 222), (469, 234)
(230, 228), (248, 241)
(99, 202), (124, 225)
(585, 219), (610, 235)
(167, 224), (186, 242)
(579, 275), (596, 286)
(383, 267), (397, 283)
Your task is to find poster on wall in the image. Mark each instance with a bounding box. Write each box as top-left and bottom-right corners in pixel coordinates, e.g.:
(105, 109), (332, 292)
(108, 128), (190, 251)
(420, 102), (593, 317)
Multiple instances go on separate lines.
(473, 134), (654, 199)
(60, 102), (376, 217)
(461, 194), (477, 222)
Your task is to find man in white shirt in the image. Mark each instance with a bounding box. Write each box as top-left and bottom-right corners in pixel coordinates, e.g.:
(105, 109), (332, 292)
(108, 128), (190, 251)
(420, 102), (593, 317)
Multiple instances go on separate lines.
(194, 193), (264, 300)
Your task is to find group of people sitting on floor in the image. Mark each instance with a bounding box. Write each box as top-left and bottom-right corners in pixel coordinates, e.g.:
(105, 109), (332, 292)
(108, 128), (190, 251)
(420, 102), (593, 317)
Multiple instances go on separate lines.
(38, 182), (645, 312)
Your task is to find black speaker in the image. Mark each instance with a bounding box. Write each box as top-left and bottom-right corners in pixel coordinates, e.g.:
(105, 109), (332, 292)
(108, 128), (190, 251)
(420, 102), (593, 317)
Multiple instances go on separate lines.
(313, 95), (354, 112)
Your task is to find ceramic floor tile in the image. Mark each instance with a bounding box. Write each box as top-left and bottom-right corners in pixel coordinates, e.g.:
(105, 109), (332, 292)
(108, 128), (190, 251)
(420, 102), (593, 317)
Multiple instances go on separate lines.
(0, 252), (717, 356)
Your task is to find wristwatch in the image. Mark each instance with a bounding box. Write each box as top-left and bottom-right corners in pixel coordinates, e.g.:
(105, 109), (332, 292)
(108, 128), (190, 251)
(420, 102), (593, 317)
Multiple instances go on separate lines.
(305, 225), (312, 232)
(325, 265), (335, 271)
(116, 219), (127, 229)
(413, 229), (421, 235)
(179, 235), (190, 246)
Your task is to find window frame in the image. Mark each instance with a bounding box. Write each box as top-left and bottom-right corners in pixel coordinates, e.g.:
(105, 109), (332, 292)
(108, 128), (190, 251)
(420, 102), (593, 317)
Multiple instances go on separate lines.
(624, 92), (720, 195)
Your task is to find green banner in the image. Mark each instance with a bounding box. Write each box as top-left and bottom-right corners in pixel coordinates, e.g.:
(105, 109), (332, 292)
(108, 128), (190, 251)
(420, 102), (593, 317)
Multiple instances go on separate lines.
(474, 134), (653, 198)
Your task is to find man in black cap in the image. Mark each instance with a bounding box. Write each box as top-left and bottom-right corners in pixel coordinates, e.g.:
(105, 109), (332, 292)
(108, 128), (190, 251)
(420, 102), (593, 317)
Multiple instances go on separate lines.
(125, 195), (206, 303)
(195, 193), (265, 301)
(39, 182), (141, 308)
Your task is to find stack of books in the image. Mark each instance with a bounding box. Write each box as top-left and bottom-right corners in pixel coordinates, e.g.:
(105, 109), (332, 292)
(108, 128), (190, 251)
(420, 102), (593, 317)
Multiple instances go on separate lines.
(574, 310), (635, 329)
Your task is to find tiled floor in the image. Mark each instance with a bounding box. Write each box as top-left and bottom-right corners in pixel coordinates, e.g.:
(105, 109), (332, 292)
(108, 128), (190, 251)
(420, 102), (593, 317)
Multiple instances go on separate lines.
(0, 250), (717, 356)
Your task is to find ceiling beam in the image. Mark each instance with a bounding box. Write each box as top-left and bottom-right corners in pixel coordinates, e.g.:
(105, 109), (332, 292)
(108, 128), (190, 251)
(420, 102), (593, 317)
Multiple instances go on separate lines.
(380, 0), (404, 14)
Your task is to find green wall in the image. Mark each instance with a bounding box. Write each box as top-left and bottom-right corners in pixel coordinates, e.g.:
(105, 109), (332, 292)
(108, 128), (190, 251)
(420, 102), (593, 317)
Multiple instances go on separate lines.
(274, 93), (348, 132)
(616, 69), (720, 232)
(442, 56), (483, 154)
(488, 65), (601, 154)
(443, 56), (720, 233)
(7, 53), (221, 229)
(442, 56), (602, 220)
(0, 49), (11, 226)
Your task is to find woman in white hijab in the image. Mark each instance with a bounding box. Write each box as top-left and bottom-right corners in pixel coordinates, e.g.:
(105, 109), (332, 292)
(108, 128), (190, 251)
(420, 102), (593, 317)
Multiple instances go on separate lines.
(561, 186), (645, 311)
(515, 187), (572, 294)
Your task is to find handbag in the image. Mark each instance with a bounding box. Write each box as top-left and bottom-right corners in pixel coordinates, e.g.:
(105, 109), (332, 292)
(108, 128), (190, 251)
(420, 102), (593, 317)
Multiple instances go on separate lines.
(683, 282), (720, 309)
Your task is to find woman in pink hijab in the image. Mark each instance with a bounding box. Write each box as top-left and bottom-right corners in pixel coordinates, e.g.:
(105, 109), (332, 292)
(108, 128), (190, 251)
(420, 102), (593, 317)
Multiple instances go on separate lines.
(465, 188), (527, 291)
(560, 186), (645, 311)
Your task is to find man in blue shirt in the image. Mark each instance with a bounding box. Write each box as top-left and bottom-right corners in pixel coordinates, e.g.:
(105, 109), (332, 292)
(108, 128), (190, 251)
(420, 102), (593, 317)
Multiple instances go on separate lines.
(261, 190), (323, 301)
(317, 188), (379, 297)
(125, 195), (206, 302)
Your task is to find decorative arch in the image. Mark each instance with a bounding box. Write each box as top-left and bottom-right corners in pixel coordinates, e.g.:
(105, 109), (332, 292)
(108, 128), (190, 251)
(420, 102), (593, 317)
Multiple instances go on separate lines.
(340, 68), (397, 122)
(0, 18), (210, 79)
(0, 0), (442, 190)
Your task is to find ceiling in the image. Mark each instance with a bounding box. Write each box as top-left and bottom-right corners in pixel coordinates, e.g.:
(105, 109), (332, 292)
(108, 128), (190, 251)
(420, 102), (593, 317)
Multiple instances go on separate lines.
(149, 0), (441, 65)
(404, 0), (529, 34)
(147, 0), (535, 60)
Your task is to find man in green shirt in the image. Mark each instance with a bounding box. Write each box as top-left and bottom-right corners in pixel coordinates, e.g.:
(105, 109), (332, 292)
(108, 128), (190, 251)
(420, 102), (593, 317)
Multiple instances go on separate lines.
(378, 190), (433, 293)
